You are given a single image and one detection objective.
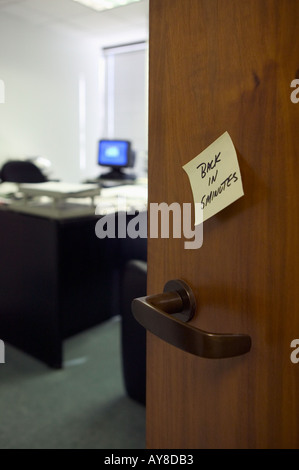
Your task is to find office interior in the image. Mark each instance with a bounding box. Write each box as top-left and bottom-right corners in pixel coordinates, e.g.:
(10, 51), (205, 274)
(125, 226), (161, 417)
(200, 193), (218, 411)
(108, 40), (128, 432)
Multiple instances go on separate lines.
(2, 0), (298, 452)
(0, 0), (149, 449)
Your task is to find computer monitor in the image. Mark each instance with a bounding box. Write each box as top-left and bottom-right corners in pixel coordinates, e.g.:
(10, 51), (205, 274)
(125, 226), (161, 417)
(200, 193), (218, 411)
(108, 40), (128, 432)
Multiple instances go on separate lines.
(97, 139), (136, 180)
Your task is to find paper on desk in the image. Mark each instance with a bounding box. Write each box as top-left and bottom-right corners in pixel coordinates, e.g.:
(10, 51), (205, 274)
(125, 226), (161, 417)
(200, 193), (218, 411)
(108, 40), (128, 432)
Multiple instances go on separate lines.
(101, 184), (147, 200)
(0, 182), (19, 196)
(183, 131), (244, 224)
(18, 181), (100, 194)
(95, 184), (148, 215)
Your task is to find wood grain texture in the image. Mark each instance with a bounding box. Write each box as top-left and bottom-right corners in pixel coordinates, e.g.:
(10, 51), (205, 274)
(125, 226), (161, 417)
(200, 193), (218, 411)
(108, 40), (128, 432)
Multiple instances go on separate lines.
(147, 0), (299, 448)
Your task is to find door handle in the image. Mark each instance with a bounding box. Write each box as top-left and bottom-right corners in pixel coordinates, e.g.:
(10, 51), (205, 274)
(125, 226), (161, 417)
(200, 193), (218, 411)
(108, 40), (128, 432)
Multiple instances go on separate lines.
(132, 279), (251, 358)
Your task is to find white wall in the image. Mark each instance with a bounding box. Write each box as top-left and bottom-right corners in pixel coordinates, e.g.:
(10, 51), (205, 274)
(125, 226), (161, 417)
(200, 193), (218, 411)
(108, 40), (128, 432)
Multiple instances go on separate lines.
(0, 13), (146, 183)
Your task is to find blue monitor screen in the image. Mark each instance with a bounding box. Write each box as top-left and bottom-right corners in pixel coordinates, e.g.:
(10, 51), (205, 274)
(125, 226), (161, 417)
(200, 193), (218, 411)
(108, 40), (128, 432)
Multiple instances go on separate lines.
(98, 139), (130, 167)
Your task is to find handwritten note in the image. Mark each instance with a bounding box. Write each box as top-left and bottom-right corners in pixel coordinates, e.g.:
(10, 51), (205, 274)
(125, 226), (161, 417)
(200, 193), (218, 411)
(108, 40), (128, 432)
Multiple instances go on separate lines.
(183, 132), (244, 224)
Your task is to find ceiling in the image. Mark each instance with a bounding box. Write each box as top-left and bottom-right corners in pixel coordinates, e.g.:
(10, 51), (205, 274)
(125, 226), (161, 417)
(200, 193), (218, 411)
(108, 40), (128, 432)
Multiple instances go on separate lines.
(0, 0), (149, 45)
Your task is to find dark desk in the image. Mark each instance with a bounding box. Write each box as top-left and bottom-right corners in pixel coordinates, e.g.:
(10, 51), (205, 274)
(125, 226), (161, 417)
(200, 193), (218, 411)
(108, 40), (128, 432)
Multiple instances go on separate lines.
(0, 208), (120, 368)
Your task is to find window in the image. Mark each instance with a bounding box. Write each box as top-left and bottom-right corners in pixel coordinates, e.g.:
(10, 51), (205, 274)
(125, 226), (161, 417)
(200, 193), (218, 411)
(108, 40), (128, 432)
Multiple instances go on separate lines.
(103, 41), (148, 176)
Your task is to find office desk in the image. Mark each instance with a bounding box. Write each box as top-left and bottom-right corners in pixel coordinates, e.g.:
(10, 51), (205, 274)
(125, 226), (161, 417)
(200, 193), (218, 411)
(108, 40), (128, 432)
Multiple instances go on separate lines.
(0, 185), (147, 368)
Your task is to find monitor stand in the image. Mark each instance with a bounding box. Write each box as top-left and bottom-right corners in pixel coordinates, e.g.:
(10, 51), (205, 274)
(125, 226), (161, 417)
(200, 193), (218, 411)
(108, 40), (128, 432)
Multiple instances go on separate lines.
(99, 168), (136, 181)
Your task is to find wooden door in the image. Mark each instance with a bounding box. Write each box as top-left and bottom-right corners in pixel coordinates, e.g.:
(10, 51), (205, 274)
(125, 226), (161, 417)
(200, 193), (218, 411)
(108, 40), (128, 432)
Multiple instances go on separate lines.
(147, 0), (299, 448)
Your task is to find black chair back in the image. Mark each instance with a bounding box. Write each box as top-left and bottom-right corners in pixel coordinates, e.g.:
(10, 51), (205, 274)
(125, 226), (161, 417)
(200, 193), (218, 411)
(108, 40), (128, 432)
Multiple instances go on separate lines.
(0, 160), (47, 183)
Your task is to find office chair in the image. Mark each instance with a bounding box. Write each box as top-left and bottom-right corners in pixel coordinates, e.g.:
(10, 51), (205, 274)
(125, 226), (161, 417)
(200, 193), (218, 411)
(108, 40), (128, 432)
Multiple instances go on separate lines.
(0, 160), (47, 183)
(119, 233), (147, 405)
(120, 259), (147, 405)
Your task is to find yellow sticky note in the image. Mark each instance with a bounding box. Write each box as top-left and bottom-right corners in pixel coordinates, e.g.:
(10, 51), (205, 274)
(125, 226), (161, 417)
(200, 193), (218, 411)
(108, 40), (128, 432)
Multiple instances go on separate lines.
(183, 131), (244, 224)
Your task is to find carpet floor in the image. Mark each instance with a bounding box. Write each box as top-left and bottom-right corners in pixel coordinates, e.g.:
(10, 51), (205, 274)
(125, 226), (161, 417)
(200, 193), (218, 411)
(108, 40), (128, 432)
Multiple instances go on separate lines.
(0, 317), (146, 449)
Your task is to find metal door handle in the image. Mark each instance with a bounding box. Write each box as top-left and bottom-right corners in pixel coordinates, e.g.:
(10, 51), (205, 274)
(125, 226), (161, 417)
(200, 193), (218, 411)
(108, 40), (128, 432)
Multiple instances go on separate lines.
(132, 279), (251, 358)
